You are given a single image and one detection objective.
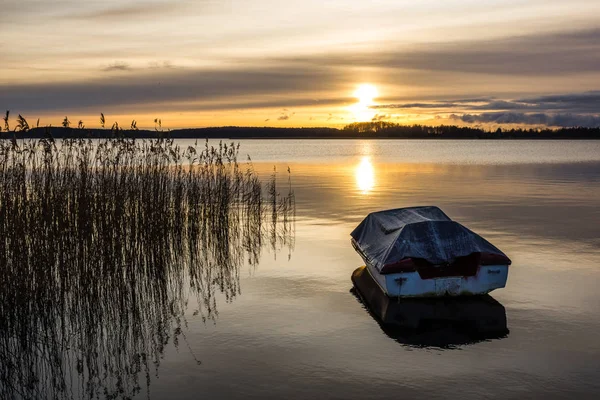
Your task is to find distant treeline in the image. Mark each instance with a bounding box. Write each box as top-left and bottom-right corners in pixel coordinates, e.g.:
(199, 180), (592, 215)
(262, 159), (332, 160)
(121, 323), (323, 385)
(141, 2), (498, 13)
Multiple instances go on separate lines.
(342, 122), (600, 139)
(2, 120), (600, 139)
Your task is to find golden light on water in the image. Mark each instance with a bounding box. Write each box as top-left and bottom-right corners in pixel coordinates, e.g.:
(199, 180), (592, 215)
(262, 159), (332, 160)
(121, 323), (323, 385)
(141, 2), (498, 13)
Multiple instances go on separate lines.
(355, 157), (375, 193)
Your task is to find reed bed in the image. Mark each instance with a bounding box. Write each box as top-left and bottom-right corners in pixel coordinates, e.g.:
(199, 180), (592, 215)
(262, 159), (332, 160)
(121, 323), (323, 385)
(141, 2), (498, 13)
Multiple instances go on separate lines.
(0, 136), (295, 400)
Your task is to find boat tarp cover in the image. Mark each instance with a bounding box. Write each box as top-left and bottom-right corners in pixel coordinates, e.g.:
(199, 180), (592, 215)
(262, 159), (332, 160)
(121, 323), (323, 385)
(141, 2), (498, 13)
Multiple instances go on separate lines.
(350, 206), (508, 271)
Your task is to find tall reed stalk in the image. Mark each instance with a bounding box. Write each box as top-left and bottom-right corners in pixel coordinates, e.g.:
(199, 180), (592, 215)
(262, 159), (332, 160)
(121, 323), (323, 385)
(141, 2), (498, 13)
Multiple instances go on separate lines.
(0, 136), (295, 400)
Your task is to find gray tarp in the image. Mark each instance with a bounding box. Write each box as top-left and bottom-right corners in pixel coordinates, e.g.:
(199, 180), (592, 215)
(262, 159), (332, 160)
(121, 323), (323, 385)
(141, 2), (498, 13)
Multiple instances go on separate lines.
(350, 206), (508, 271)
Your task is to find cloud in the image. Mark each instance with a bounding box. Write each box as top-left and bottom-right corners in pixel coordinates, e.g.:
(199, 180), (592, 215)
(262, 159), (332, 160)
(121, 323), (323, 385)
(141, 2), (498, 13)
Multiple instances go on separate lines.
(103, 61), (131, 72)
(148, 61), (175, 69)
(64, 2), (180, 21)
(450, 112), (600, 128)
(288, 28), (600, 76)
(2, 26), (600, 124)
(374, 102), (465, 109)
(376, 91), (600, 112)
(374, 91), (600, 126)
(275, 109), (296, 121)
(0, 66), (347, 114)
(104, 61), (176, 73)
(371, 113), (391, 121)
(514, 92), (600, 113)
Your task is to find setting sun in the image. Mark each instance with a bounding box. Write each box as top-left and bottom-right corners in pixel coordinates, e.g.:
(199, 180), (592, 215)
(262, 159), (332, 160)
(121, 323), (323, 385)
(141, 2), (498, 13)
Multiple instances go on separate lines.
(350, 84), (379, 121)
(354, 84), (379, 105)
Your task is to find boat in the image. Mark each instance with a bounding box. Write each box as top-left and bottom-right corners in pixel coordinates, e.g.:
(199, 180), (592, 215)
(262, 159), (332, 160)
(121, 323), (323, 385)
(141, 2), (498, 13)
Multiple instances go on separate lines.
(351, 266), (509, 347)
(350, 206), (511, 297)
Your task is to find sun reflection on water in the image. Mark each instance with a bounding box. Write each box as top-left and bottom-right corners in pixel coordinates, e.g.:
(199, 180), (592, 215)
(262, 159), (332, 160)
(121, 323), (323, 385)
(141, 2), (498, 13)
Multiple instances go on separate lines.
(355, 157), (375, 193)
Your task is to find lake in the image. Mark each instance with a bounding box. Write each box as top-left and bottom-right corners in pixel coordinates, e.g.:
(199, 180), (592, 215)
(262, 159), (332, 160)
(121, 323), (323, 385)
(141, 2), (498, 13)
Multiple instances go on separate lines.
(4, 139), (600, 399)
(153, 140), (600, 399)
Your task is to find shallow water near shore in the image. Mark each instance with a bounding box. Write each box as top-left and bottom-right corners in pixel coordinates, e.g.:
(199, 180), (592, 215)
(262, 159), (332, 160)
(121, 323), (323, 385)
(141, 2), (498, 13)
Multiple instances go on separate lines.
(6, 139), (600, 399)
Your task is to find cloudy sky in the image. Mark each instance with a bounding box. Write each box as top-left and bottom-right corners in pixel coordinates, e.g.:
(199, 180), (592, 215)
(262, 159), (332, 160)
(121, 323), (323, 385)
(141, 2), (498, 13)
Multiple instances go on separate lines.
(1, 0), (600, 128)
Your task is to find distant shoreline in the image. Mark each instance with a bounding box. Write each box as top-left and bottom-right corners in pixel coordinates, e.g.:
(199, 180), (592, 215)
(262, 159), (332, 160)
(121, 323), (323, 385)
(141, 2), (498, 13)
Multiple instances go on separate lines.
(2, 124), (600, 140)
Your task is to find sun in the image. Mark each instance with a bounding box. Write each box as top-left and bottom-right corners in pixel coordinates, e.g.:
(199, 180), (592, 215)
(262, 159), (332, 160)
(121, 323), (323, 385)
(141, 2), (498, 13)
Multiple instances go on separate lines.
(354, 84), (378, 105)
(350, 84), (379, 121)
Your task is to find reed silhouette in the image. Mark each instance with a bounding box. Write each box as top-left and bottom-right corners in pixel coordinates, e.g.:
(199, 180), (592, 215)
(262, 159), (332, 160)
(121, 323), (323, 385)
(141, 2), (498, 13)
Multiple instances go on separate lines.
(0, 136), (295, 399)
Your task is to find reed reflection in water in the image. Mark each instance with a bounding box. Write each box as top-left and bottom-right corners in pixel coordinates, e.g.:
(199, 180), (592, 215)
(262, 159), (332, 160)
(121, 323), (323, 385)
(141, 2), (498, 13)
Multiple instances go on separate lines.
(0, 138), (295, 400)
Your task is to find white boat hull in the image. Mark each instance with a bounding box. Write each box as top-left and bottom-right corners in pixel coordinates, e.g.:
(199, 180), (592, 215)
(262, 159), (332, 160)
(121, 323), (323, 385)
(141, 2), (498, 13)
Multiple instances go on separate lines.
(365, 262), (509, 298)
(350, 266), (509, 346)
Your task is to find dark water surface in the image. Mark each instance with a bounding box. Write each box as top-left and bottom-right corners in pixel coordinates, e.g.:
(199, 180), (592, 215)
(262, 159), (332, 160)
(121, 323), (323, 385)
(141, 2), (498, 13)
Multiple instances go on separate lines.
(7, 140), (600, 399)
(149, 140), (600, 399)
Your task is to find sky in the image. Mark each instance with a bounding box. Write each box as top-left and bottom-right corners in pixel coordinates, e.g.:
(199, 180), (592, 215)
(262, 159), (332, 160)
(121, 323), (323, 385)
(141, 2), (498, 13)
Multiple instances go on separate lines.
(1, 0), (600, 129)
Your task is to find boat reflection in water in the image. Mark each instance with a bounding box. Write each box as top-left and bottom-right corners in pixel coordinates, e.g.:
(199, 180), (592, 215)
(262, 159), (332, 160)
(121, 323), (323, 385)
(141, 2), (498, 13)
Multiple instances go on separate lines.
(351, 266), (509, 348)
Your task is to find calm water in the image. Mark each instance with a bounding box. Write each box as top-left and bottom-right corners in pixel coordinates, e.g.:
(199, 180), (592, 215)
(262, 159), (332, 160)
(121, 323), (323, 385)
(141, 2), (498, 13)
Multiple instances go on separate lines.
(8, 140), (600, 399)
(148, 140), (600, 399)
